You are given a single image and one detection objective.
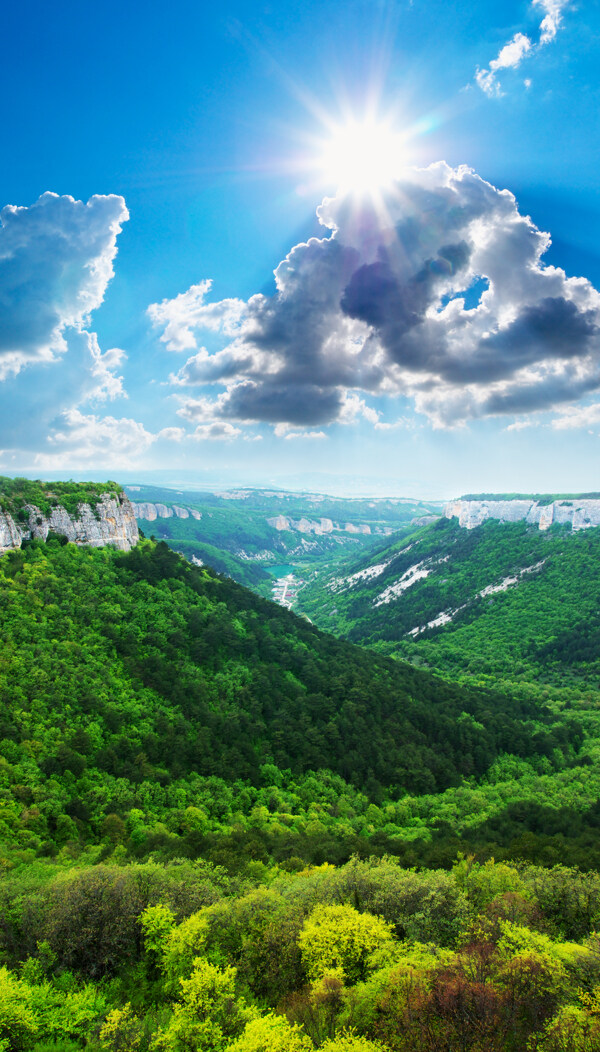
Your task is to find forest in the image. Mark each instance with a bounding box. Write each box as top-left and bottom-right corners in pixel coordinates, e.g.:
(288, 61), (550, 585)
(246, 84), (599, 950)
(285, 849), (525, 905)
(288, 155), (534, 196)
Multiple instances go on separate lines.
(2, 485), (600, 1049)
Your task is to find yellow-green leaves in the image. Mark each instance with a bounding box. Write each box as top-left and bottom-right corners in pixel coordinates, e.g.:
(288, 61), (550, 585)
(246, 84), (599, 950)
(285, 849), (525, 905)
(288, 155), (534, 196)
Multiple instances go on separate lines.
(299, 905), (393, 985)
(226, 1014), (312, 1052)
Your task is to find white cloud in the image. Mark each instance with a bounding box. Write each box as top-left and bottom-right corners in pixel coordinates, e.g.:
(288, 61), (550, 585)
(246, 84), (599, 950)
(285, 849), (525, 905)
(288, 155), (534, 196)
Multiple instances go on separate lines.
(552, 403), (600, 430)
(476, 33), (532, 96)
(0, 190), (145, 466)
(191, 421), (242, 441)
(151, 162), (600, 431)
(505, 418), (539, 431)
(476, 0), (570, 96)
(157, 426), (186, 441)
(36, 409), (155, 467)
(283, 430), (327, 440)
(148, 281), (246, 352)
(534, 0), (568, 43)
(0, 191), (128, 376)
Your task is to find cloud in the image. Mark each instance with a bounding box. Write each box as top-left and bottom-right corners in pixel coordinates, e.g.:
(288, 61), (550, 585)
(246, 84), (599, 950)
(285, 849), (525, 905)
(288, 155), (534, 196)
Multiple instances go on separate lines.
(476, 0), (570, 95)
(552, 403), (600, 430)
(191, 421), (242, 441)
(148, 281), (246, 351)
(35, 409), (155, 468)
(534, 0), (568, 43)
(150, 162), (600, 430)
(157, 426), (186, 441)
(283, 430), (327, 440)
(0, 190), (158, 467)
(476, 33), (532, 96)
(0, 191), (128, 376)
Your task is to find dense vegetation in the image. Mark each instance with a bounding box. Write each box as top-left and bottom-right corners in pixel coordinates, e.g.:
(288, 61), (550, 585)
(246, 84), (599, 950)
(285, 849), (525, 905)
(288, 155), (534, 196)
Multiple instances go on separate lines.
(3, 484), (600, 1050)
(1, 536), (580, 874)
(297, 518), (600, 690)
(5, 855), (600, 1050)
(0, 477), (122, 517)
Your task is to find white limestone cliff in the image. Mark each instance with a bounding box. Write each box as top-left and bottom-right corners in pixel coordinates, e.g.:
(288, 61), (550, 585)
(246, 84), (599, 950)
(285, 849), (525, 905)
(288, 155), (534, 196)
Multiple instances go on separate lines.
(0, 492), (139, 555)
(131, 502), (202, 521)
(444, 498), (600, 531)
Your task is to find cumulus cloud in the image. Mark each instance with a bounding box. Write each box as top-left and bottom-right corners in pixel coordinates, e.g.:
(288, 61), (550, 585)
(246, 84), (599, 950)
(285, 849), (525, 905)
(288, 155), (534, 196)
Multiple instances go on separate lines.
(476, 34), (532, 96)
(35, 410), (155, 468)
(157, 426), (186, 442)
(0, 191), (128, 376)
(191, 422), (242, 441)
(476, 0), (570, 95)
(148, 281), (246, 351)
(0, 190), (156, 466)
(150, 162), (600, 430)
(283, 430), (327, 440)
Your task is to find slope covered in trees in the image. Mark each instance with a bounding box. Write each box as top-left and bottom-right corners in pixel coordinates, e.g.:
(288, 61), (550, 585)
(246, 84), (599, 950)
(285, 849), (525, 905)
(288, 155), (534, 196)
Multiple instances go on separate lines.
(297, 517), (600, 691)
(0, 535), (580, 871)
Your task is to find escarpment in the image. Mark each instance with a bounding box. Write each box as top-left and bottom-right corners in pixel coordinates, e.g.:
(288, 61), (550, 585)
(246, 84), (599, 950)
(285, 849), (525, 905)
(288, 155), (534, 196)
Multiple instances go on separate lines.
(0, 491), (139, 554)
(444, 497), (600, 531)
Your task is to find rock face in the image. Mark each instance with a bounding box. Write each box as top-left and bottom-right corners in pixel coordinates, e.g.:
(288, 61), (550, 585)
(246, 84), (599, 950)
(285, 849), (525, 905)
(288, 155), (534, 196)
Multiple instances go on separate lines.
(0, 493), (139, 555)
(131, 502), (201, 522)
(445, 498), (600, 531)
(266, 515), (372, 536)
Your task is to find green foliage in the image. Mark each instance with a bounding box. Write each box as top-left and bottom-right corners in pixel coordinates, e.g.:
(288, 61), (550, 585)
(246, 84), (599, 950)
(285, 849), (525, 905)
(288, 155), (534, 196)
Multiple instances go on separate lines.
(152, 958), (254, 1051)
(225, 1014), (312, 1051)
(99, 1003), (144, 1051)
(0, 535), (570, 881)
(299, 904), (393, 984)
(0, 965), (105, 1051)
(0, 476), (122, 517)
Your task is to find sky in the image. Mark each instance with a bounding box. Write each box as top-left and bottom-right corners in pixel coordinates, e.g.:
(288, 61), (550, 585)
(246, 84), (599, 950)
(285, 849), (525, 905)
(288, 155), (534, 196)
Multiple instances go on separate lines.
(1, 0), (599, 498)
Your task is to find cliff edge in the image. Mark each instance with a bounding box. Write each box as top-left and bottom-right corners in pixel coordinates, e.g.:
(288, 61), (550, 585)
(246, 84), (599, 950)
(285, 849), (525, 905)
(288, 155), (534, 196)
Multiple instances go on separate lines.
(444, 497), (600, 531)
(0, 480), (139, 555)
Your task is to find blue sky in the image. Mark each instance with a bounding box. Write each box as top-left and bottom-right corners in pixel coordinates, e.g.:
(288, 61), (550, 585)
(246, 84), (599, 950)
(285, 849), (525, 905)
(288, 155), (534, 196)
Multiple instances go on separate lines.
(0, 0), (599, 497)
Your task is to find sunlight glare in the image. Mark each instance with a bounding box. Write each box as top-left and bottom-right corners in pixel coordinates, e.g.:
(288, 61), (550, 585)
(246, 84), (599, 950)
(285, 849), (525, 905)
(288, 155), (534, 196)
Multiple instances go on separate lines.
(319, 119), (406, 193)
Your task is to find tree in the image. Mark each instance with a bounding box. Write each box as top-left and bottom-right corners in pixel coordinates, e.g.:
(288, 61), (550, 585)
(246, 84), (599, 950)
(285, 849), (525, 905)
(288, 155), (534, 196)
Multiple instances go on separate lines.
(299, 905), (393, 984)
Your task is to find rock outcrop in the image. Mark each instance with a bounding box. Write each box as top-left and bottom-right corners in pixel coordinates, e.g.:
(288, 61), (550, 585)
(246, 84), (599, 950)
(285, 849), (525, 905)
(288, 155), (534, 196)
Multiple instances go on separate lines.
(131, 502), (201, 521)
(0, 493), (139, 555)
(445, 498), (600, 531)
(266, 515), (372, 536)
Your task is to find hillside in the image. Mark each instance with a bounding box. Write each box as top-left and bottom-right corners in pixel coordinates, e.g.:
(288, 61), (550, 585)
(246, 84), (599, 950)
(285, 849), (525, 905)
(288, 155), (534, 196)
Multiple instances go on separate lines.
(0, 530), (584, 870)
(296, 516), (600, 694)
(3, 498), (600, 1051)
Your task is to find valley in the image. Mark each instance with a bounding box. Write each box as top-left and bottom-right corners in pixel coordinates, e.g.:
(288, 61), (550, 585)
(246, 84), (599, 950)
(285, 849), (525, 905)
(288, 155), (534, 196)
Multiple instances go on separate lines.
(2, 479), (600, 1052)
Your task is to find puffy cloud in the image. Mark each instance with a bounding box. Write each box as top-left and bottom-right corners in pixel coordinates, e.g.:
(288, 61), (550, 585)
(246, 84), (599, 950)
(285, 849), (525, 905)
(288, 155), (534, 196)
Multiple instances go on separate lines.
(534, 0), (568, 43)
(282, 429), (327, 440)
(157, 426), (186, 442)
(35, 409), (155, 468)
(152, 162), (600, 430)
(476, 0), (570, 95)
(0, 190), (153, 466)
(148, 281), (246, 351)
(0, 191), (128, 376)
(191, 422), (242, 441)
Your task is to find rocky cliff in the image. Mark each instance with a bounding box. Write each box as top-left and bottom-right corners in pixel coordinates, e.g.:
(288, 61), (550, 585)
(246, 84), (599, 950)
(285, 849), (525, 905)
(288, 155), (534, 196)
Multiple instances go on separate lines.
(0, 492), (139, 555)
(131, 502), (202, 521)
(445, 498), (600, 531)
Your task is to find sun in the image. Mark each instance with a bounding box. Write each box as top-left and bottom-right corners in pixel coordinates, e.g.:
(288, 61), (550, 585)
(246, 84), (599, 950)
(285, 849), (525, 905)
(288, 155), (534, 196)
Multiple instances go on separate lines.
(318, 118), (406, 194)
